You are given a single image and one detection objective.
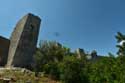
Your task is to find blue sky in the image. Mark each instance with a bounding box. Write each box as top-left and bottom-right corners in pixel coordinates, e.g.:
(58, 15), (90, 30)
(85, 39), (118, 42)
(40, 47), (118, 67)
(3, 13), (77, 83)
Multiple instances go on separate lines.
(0, 0), (125, 55)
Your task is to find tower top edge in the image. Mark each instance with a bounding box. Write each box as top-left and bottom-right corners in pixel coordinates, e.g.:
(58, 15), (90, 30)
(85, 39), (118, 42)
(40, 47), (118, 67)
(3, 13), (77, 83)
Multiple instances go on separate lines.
(25, 13), (41, 21)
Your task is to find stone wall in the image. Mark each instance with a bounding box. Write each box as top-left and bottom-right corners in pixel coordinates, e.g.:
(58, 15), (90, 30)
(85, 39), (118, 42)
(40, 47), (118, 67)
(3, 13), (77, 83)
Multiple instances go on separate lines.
(0, 36), (10, 66)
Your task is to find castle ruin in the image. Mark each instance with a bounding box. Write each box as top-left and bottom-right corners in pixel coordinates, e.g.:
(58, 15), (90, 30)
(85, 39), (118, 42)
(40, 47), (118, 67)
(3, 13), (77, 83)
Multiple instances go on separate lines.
(0, 13), (41, 69)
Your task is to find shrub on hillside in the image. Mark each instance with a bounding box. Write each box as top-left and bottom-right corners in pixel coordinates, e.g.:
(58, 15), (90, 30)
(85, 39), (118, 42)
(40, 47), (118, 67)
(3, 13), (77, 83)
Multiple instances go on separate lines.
(59, 56), (89, 83)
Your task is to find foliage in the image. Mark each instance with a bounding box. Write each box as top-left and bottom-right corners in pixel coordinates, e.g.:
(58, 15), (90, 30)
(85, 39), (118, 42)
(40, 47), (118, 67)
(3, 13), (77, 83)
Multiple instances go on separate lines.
(33, 32), (125, 83)
(43, 62), (60, 80)
(88, 57), (116, 83)
(59, 56), (89, 83)
(115, 32), (125, 56)
(34, 40), (70, 72)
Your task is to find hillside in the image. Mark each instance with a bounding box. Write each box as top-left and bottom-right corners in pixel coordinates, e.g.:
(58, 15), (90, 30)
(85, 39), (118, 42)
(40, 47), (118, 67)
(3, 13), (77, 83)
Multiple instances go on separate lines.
(0, 68), (59, 83)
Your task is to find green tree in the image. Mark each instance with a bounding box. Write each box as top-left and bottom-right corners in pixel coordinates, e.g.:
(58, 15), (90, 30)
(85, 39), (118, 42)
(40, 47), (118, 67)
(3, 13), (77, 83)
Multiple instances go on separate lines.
(115, 32), (125, 56)
(88, 57), (117, 83)
(59, 56), (89, 83)
(115, 56), (125, 82)
(34, 40), (70, 72)
(43, 62), (60, 80)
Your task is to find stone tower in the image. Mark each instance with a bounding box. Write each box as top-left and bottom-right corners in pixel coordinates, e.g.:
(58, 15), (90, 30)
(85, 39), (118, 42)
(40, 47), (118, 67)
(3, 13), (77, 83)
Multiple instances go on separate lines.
(6, 13), (41, 68)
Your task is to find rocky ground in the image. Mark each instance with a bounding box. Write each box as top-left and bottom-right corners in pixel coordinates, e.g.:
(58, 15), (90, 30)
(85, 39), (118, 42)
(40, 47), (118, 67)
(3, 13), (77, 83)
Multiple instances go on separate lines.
(0, 67), (59, 83)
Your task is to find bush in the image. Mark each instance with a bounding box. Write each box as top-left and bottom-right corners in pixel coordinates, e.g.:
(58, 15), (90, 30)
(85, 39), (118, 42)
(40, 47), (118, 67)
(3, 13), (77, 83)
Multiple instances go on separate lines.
(43, 62), (60, 80)
(59, 56), (89, 83)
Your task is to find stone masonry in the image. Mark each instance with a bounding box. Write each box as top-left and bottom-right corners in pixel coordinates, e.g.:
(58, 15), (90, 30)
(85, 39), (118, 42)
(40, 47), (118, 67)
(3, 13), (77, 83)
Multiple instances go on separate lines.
(0, 13), (41, 69)
(0, 36), (10, 66)
(6, 13), (41, 68)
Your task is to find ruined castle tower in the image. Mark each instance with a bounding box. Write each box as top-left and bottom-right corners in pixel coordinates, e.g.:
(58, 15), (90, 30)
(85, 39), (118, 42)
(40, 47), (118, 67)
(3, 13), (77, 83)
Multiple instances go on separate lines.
(6, 13), (41, 68)
(0, 36), (10, 66)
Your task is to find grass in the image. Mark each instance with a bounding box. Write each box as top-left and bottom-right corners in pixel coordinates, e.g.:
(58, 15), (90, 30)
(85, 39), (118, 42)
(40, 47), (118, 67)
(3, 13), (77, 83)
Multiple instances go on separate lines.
(0, 68), (60, 83)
